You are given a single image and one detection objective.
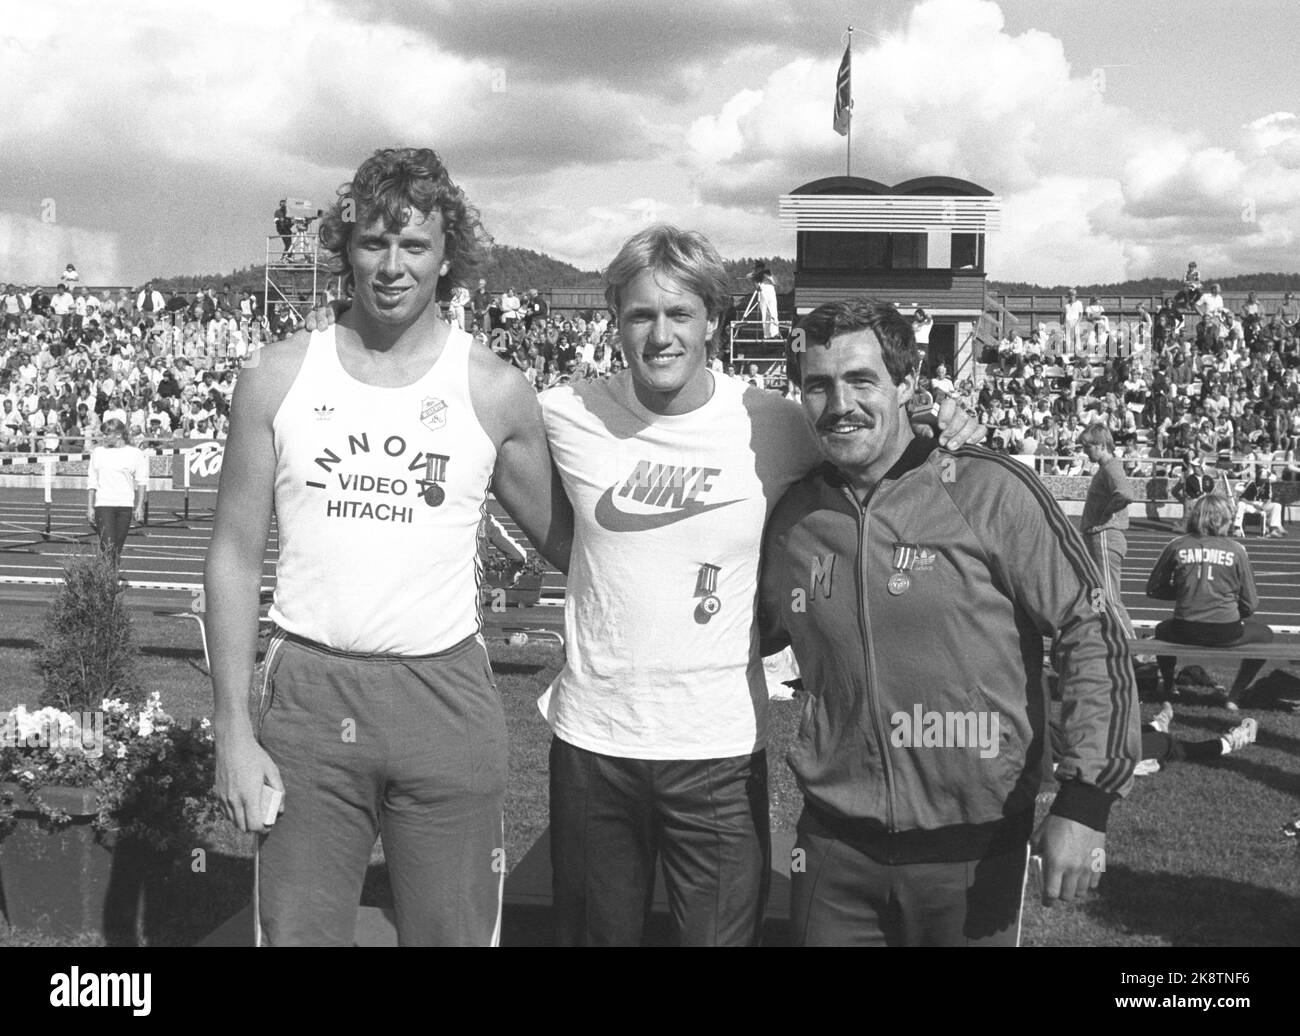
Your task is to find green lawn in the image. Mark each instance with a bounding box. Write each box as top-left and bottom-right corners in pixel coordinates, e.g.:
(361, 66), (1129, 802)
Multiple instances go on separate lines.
(1, 604), (1297, 945)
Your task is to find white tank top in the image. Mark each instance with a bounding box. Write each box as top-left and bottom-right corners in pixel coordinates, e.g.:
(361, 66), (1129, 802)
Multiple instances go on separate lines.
(268, 324), (496, 654)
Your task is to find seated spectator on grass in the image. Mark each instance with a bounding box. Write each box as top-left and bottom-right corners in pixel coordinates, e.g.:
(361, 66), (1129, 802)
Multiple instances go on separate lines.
(1145, 493), (1273, 707)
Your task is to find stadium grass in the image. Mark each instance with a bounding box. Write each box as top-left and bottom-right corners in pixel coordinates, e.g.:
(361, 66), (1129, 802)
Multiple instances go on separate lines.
(0, 607), (1296, 946)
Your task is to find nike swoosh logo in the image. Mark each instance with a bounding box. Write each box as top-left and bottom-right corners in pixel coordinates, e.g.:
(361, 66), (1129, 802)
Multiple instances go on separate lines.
(593, 485), (743, 532)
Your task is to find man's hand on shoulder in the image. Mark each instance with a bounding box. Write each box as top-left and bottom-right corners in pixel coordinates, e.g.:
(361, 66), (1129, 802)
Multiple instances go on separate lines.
(910, 393), (985, 448)
(303, 300), (350, 333)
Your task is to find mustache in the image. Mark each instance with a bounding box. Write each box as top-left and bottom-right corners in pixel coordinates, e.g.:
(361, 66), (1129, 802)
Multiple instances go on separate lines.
(817, 413), (875, 433)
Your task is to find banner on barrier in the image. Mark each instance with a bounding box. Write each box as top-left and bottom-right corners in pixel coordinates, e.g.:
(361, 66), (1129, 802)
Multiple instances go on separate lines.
(172, 440), (224, 488)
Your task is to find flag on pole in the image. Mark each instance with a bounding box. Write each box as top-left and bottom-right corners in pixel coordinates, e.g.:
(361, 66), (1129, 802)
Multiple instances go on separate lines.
(833, 43), (852, 136)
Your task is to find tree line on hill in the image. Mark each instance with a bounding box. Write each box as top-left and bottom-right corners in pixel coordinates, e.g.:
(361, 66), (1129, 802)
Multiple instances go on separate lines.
(989, 273), (1300, 296)
(147, 243), (1297, 300)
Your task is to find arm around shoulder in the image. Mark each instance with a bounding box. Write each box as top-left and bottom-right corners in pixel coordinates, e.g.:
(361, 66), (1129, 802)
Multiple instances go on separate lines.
(470, 352), (574, 573)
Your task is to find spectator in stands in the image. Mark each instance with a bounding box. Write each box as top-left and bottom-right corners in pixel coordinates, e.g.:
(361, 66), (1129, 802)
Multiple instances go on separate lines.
(1, 397), (24, 448)
(1085, 296), (1108, 352)
(447, 284), (470, 330)
(1180, 261), (1202, 307)
(500, 286), (522, 326)
(62, 263), (79, 284)
(1062, 288), (1084, 354)
(525, 288), (548, 330)
(1145, 493), (1273, 706)
(471, 277), (490, 332)
(2, 285), (21, 330)
(136, 281), (165, 321)
(86, 417), (148, 566)
(1197, 283), (1227, 346)
(1276, 291), (1299, 332)
(50, 284), (74, 332)
(1173, 452), (1211, 513)
(1232, 466), (1285, 538)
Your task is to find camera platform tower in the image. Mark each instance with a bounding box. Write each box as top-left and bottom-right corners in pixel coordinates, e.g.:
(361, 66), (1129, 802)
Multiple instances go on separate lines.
(264, 232), (331, 329)
(727, 291), (790, 388)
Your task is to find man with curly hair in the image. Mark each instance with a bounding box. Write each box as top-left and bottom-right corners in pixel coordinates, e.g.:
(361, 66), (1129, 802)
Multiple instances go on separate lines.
(206, 147), (572, 946)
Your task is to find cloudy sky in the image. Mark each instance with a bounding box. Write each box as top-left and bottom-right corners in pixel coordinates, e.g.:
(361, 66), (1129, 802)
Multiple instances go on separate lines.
(1, 0), (1297, 287)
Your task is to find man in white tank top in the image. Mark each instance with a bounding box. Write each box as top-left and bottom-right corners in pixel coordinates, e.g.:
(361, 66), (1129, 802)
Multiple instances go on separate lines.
(205, 148), (572, 946)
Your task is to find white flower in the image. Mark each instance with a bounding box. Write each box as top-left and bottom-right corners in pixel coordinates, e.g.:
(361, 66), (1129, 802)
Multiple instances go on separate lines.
(116, 743), (127, 759)
(136, 714), (154, 738)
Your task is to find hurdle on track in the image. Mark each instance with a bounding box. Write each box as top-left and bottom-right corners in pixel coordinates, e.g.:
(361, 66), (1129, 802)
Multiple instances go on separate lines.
(1, 446), (216, 537)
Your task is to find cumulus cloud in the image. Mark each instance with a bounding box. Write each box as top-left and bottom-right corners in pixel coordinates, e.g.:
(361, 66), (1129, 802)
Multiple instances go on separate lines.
(0, 0), (658, 282)
(1, 0), (1297, 287)
(342, 0), (807, 101)
(681, 0), (1300, 283)
(0, 212), (121, 287)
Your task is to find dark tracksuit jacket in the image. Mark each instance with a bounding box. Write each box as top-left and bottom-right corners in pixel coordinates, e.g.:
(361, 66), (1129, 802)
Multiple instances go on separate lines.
(759, 437), (1140, 864)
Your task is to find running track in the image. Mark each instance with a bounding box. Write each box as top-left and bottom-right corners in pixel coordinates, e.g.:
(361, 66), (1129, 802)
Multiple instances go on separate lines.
(1, 487), (1298, 633)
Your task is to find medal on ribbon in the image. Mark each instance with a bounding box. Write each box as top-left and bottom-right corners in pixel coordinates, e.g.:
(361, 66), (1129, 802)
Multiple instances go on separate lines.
(418, 453), (449, 507)
(694, 563), (722, 623)
(889, 542), (918, 595)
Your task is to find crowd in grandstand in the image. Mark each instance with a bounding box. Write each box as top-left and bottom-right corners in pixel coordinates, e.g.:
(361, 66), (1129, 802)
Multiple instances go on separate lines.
(0, 279), (278, 450)
(5, 269), (1300, 503)
(939, 286), (1300, 485)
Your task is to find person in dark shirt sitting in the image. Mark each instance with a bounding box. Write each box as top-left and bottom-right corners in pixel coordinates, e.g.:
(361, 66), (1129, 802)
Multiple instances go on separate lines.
(1145, 493), (1273, 707)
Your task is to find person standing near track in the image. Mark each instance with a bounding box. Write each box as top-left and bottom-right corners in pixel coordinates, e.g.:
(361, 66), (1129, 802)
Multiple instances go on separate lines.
(758, 299), (1139, 946)
(1078, 422), (1136, 638)
(206, 147), (572, 947)
(86, 417), (147, 565)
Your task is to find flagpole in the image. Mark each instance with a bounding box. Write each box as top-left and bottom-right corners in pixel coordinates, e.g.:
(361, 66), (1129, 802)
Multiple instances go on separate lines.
(846, 25), (853, 177)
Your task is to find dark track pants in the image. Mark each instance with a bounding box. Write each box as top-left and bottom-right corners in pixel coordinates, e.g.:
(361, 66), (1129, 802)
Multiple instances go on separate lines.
(791, 810), (1030, 947)
(549, 736), (770, 946)
(256, 630), (507, 946)
(94, 506), (132, 561)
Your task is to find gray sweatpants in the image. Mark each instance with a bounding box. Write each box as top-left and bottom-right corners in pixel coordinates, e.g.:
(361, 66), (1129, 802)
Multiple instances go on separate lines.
(255, 629), (507, 946)
(1085, 529), (1134, 639)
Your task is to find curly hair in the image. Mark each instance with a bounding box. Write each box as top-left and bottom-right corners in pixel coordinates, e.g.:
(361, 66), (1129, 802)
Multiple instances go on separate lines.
(317, 147), (488, 299)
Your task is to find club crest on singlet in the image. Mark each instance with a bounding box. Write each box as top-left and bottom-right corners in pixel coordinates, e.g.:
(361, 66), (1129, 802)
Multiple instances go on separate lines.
(420, 396), (447, 431)
(594, 459), (742, 532)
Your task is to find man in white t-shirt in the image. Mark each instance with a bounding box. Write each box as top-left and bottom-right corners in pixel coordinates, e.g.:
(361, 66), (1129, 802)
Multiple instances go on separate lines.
(50, 285), (74, 331)
(538, 225), (979, 946)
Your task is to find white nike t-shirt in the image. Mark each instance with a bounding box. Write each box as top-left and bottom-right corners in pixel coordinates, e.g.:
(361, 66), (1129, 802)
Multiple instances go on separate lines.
(539, 370), (821, 760)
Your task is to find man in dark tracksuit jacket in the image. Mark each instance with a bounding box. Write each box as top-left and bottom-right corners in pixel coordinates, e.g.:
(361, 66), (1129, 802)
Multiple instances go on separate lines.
(760, 298), (1140, 947)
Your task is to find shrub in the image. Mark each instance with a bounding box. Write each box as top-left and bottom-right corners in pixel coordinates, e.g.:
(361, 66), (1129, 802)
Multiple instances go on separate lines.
(37, 551), (144, 713)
